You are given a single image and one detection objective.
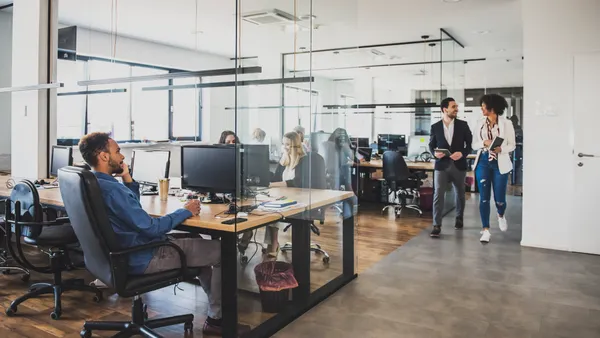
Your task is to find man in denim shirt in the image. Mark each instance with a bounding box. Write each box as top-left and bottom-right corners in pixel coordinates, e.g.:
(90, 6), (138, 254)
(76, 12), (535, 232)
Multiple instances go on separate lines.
(78, 132), (248, 336)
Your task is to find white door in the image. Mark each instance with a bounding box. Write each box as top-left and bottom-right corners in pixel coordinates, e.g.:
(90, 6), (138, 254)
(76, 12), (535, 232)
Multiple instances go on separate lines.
(571, 51), (600, 255)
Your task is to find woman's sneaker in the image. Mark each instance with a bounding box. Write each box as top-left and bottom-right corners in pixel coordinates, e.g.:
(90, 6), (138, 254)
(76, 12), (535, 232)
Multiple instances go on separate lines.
(480, 229), (491, 243)
(498, 216), (508, 232)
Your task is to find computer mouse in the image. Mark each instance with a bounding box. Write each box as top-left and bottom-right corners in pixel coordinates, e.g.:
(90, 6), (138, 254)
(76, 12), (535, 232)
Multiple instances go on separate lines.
(237, 212), (248, 218)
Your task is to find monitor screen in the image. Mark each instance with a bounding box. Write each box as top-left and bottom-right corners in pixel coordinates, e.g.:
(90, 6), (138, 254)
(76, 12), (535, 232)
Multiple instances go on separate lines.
(51, 146), (73, 177)
(242, 144), (270, 188)
(350, 137), (369, 148)
(181, 145), (237, 193)
(378, 134), (407, 154)
(131, 150), (170, 186)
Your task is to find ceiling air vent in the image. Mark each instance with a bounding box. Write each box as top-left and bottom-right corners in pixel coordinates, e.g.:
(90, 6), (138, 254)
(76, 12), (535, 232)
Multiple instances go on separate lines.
(242, 9), (299, 25)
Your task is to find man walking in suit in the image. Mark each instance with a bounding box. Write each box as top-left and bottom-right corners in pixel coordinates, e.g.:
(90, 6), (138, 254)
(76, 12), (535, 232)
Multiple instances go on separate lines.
(429, 97), (473, 237)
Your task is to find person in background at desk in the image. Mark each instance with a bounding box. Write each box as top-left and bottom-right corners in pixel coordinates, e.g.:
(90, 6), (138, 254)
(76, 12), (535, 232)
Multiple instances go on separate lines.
(218, 130), (239, 145)
(293, 125), (310, 153)
(78, 132), (249, 336)
(269, 131), (308, 256)
(472, 94), (516, 243)
(251, 128), (266, 144)
(429, 97), (473, 238)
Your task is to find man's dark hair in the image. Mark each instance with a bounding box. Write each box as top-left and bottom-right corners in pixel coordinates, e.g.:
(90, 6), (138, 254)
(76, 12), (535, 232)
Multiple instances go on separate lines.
(440, 97), (455, 112)
(218, 130), (240, 144)
(78, 132), (110, 167)
(480, 94), (509, 116)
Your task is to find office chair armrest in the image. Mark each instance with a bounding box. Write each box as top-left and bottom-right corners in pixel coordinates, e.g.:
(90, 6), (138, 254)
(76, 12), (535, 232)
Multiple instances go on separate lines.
(54, 217), (70, 225)
(110, 241), (188, 276)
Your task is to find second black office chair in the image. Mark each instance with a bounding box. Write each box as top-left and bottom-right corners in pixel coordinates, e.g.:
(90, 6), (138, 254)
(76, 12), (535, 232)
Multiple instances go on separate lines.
(58, 167), (197, 338)
(4, 180), (103, 320)
(381, 151), (425, 217)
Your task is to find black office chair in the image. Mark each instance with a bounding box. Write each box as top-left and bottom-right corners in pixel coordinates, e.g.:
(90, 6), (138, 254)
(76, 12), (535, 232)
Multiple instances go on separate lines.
(4, 180), (103, 320)
(0, 199), (30, 280)
(280, 152), (331, 264)
(58, 167), (197, 338)
(381, 151), (425, 217)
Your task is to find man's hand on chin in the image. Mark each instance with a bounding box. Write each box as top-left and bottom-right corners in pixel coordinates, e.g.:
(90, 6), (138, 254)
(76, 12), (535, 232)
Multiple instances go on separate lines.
(116, 162), (133, 183)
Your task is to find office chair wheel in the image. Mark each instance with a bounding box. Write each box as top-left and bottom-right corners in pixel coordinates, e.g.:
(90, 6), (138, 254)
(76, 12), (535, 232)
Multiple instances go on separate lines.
(323, 256), (330, 264)
(51, 310), (62, 320)
(2, 269), (10, 275)
(21, 274), (30, 283)
(80, 329), (92, 338)
(93, 294), (103, 303)
(240, 255), (249, 266)
(184, 322), (193, 331)
(261, 248), (267, 254)
(5, 306), (16, 316)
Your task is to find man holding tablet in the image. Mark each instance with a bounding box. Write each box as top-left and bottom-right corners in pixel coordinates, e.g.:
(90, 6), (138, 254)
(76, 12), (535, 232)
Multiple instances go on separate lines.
(428, 98), (473, 238)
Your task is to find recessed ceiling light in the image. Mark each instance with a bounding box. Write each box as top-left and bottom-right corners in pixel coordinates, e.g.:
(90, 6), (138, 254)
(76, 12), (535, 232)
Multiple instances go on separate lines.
(496, 48), (506, 52)
(299, 47), (307, 51)
(475, 30), (491, 35)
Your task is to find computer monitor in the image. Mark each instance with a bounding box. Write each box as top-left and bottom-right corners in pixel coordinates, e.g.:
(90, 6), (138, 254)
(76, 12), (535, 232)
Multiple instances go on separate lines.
(407, 135), (432, 159)
(181, 145), (238, 194)
(241, 144), (270, 188)
(310, 132), (332, 153)
(130, 150), (170, 187)
(50, 146), (73, 177)
(350, 137), (369, 148)
(377, 134), (407, 155)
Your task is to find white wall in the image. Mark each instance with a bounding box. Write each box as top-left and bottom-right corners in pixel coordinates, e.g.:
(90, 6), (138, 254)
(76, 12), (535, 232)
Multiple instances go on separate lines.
(0, 12), (12, 170)
(521, 0), (600, 251)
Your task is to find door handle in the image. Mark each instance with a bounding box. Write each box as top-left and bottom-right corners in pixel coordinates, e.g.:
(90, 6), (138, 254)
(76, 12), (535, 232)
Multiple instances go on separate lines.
(578, 153), (595, 158)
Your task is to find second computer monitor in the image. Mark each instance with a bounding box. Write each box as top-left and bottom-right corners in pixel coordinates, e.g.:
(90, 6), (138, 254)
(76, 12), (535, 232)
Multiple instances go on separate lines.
(181, 145), (238, 193)
(50, 146), (73, 177)
(131, 150), (171, 186)
(350, 137), (369, 148)
(242, 144), (270, 188)
(378, 134), (407, 155)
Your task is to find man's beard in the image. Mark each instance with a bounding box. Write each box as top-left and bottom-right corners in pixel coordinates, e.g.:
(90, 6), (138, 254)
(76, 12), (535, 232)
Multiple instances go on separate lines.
(109, 158), (123, 175)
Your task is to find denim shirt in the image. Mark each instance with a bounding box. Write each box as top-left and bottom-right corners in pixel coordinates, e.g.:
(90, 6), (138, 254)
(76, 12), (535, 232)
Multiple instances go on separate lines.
(94, 172), (192, 274)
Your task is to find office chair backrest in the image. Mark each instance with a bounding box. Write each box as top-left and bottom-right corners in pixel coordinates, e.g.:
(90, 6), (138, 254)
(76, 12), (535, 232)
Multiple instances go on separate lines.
(58, 167), (123, 289)
(8, 180), (44, 239)
(382, 151), (411, 182)
(297, 152), (327, 190)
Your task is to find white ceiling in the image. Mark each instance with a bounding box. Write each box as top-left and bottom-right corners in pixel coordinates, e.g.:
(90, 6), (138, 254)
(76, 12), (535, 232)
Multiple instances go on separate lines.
(57, 0), (523, 89)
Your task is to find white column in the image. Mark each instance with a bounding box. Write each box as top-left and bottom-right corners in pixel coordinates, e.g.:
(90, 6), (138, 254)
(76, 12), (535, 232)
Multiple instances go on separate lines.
(10, 0), (57, 180)
(521, 0), (600, 251)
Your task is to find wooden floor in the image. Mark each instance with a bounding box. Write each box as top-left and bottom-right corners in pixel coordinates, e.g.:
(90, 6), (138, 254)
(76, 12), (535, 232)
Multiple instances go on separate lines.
(0, 202), (431, 338)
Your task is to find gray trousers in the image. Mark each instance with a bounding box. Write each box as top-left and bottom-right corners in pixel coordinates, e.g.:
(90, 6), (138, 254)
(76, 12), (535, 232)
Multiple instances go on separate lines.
(144, 234), (221, 319)
(433, 162), (466, 227)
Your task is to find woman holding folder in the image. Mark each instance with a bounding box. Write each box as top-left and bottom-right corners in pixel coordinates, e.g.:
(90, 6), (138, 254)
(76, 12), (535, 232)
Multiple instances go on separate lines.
(472, 94), (516, 243)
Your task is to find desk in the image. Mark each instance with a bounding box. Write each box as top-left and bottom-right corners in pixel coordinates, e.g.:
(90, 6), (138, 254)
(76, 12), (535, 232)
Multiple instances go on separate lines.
(0, 175), (356, 338)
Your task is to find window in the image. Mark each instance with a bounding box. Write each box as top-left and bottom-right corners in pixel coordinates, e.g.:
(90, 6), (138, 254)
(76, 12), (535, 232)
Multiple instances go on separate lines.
(56, 60), (87, 139)
(86, 60), (131, 141)
(341, 95), (372, 138)
(283, 86), (318, 137)
(56, 56), (201, 143)
(171, 77), (201, 139)
(131, 67), (169, 141)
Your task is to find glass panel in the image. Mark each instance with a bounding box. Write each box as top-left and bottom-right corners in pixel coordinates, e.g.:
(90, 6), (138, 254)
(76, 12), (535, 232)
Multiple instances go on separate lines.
(131, 66), (169, 141)
(0, 6), (11, 172)
(87, 60), (131, 141)
(172, 77), (201, 140)
(56, 60), (87, 139)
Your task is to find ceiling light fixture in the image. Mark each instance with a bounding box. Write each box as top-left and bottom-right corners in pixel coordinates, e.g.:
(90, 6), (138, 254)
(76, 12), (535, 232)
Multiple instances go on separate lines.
(300, 14), (317, 20)
(475, 30), (491, 35)
(496, 48), (506, 52)
(443, 0), (462, 2)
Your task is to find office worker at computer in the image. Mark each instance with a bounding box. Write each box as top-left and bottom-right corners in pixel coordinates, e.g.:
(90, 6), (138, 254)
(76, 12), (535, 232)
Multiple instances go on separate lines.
(429, 97), (473, 238)
(472, 94), (516, 243)
(78, 132), (248, 336)
(251, 128), (266, 143)
(218, 130), (239, 144)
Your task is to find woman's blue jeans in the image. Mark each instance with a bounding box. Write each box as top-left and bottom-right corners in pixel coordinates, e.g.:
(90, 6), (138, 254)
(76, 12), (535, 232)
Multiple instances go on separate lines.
(475, 152), (509, 228)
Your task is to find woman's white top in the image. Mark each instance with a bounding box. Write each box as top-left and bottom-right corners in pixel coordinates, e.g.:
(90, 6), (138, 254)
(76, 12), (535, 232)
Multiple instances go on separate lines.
(471, 116), (516, 175)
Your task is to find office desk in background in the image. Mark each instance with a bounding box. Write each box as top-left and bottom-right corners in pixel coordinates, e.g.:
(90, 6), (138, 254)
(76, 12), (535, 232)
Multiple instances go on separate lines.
(0, 175), (356, 338)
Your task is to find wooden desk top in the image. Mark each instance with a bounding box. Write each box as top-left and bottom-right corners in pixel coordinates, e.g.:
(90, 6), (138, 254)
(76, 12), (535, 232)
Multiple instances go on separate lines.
(359, 160), (435, 171)
(0, 175), (354, 233)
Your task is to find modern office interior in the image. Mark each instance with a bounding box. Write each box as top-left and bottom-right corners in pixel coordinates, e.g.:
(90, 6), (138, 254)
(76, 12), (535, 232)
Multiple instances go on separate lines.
(0, 0), (599, 337)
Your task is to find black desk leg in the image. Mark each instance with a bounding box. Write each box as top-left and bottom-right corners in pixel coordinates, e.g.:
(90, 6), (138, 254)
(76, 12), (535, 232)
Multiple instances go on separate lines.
(221, 232), (238, 338)
(291, 218), (311, 303)
(343, 205), (355, 277)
